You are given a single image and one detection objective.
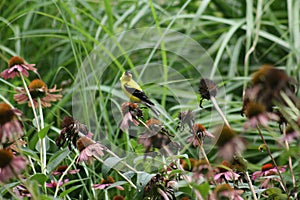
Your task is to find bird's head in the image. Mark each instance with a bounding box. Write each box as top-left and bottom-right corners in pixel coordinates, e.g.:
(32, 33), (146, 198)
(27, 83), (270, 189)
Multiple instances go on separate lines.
(120, 70), (133, 81)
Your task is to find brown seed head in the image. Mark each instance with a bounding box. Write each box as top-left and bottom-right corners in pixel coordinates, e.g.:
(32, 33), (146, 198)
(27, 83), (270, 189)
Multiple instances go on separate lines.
(28, 79), (47, 98)
(8, 56), (25, 68)
(215, 125), (237, 147)
(0, 103), (14, 125)
(0, 149), (13, 168)
(244, 101), (266, 118)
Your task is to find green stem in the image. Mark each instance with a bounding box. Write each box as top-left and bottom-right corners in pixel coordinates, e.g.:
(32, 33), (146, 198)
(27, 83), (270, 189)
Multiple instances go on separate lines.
(38, 98), (46, 175)
(54, 157), (77, 198)
(256, 125), (287, 193)
(282, 123), (296, 189)
(210, 96), (230, 128)
(19, 73), (40, 131)
(244, 171), (258, 200)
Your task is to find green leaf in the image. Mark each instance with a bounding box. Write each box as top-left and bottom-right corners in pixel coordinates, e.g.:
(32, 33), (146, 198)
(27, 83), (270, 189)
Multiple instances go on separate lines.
(102, 157), (122, 177)
(59, 185), (82, 198)
(106, 181), (127, 190)
(30, 173), (47, 185)
(38, 124), (52, 139)
(136, 172), (156, 199)
(21, 147), (39, 160)
(47, 148), (70, 172)
(197, 182), (210, 199)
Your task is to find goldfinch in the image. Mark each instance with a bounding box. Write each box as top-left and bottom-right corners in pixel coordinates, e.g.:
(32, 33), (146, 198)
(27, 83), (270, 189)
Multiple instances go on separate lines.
(120, 71), (159, 116)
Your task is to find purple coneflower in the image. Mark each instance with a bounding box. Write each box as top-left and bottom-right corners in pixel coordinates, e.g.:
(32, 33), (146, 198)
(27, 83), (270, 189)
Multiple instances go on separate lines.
(14, 79), (62, 108)
(76, 136), (105, 164)
(0, 103), (23, 143)
(214, 161), (240, 183)
(243, 101), (279, 129)
(187, 123), (214, 147)
(214, 125), (246, 161)
(51, 165), (80, 175)
(0, 149), (26, 182)
(46, 179), (69, 188)
(93, 176), (124, 190)
(1, 56), (37, 79)
(13, 185), (31, 198)
(120, 102), (143, 131)
(210, 183), (243, 200)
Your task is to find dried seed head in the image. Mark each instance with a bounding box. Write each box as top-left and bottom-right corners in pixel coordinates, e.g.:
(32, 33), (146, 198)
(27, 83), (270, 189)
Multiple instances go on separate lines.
(199, 78), (217, 99)
(199, 78), (217, 107)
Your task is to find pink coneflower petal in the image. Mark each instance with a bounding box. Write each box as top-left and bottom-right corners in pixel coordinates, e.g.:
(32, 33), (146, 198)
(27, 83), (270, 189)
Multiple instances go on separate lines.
(0, 150), (26, 182)
(1, 56), (37, 80)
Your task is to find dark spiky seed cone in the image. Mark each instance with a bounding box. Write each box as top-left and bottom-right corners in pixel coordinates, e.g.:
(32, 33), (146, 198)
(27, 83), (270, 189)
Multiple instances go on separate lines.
(199, 78), (217, 100)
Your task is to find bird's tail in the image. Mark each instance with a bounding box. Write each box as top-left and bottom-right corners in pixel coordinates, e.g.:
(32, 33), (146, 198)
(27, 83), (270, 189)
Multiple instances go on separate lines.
(145, 103), (160, 117)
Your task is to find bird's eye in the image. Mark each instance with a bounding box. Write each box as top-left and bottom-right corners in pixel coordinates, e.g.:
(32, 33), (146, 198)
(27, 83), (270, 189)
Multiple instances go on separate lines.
(125, 71), (132, 76)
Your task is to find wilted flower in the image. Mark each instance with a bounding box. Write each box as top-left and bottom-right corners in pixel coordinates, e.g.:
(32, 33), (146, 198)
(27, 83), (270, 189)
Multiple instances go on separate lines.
(214, 125), (246, 161)
(0, 103), (24, 143)
(0, 149), (26, 182)
(14, 79), (62, 108)
(46, 179), (69, 188)
(177, 110), (194, 131)
(1, 56), (37, 79)
(76, 136), (105, 164)
(138, 119), (172, 154)
(93, 176), (124, 190)
(250, 65), (297, 111)
(181, 158), (213, 181)
(51, 165), (80, 176)
(56, 116), (91, 150)
(13, 185), (31, 198)
(210, 183), (243, 200)
(187, 123), (214, 147)
(199, 78), (217, 108)
(243, 101), (279, 129)
(144, 173), (176, 200)
(252, 163), (286, 188)
(120, 102), (143, 131)
(214, 161), (240, 183)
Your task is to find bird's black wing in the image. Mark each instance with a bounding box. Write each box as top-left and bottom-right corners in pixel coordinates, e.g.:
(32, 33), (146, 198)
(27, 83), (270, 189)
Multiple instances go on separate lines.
(124, 84), (154, 106)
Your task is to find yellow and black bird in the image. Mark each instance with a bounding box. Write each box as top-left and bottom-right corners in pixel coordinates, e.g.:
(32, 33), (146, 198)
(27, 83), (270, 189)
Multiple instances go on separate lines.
(120, 71), (159, 116)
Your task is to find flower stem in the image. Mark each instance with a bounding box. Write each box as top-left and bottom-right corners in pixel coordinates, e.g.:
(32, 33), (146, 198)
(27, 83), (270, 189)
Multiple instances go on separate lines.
(210, 96), (230, 128)
(282, 123), (296, 189)
(244, 171), (258, 200)
(19, 73), (40, 131)
(163, 146), (204, 200)
(77, 131), (139, 174)
(54, 157), (76, 198)
(256, 125), (287, 193)
(195, 136), (211, 166)
(38, 98), (46, 175)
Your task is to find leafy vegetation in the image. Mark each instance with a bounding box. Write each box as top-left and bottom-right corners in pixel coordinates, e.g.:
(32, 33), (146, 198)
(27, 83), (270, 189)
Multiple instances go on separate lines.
(0, 0), (299, 199)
